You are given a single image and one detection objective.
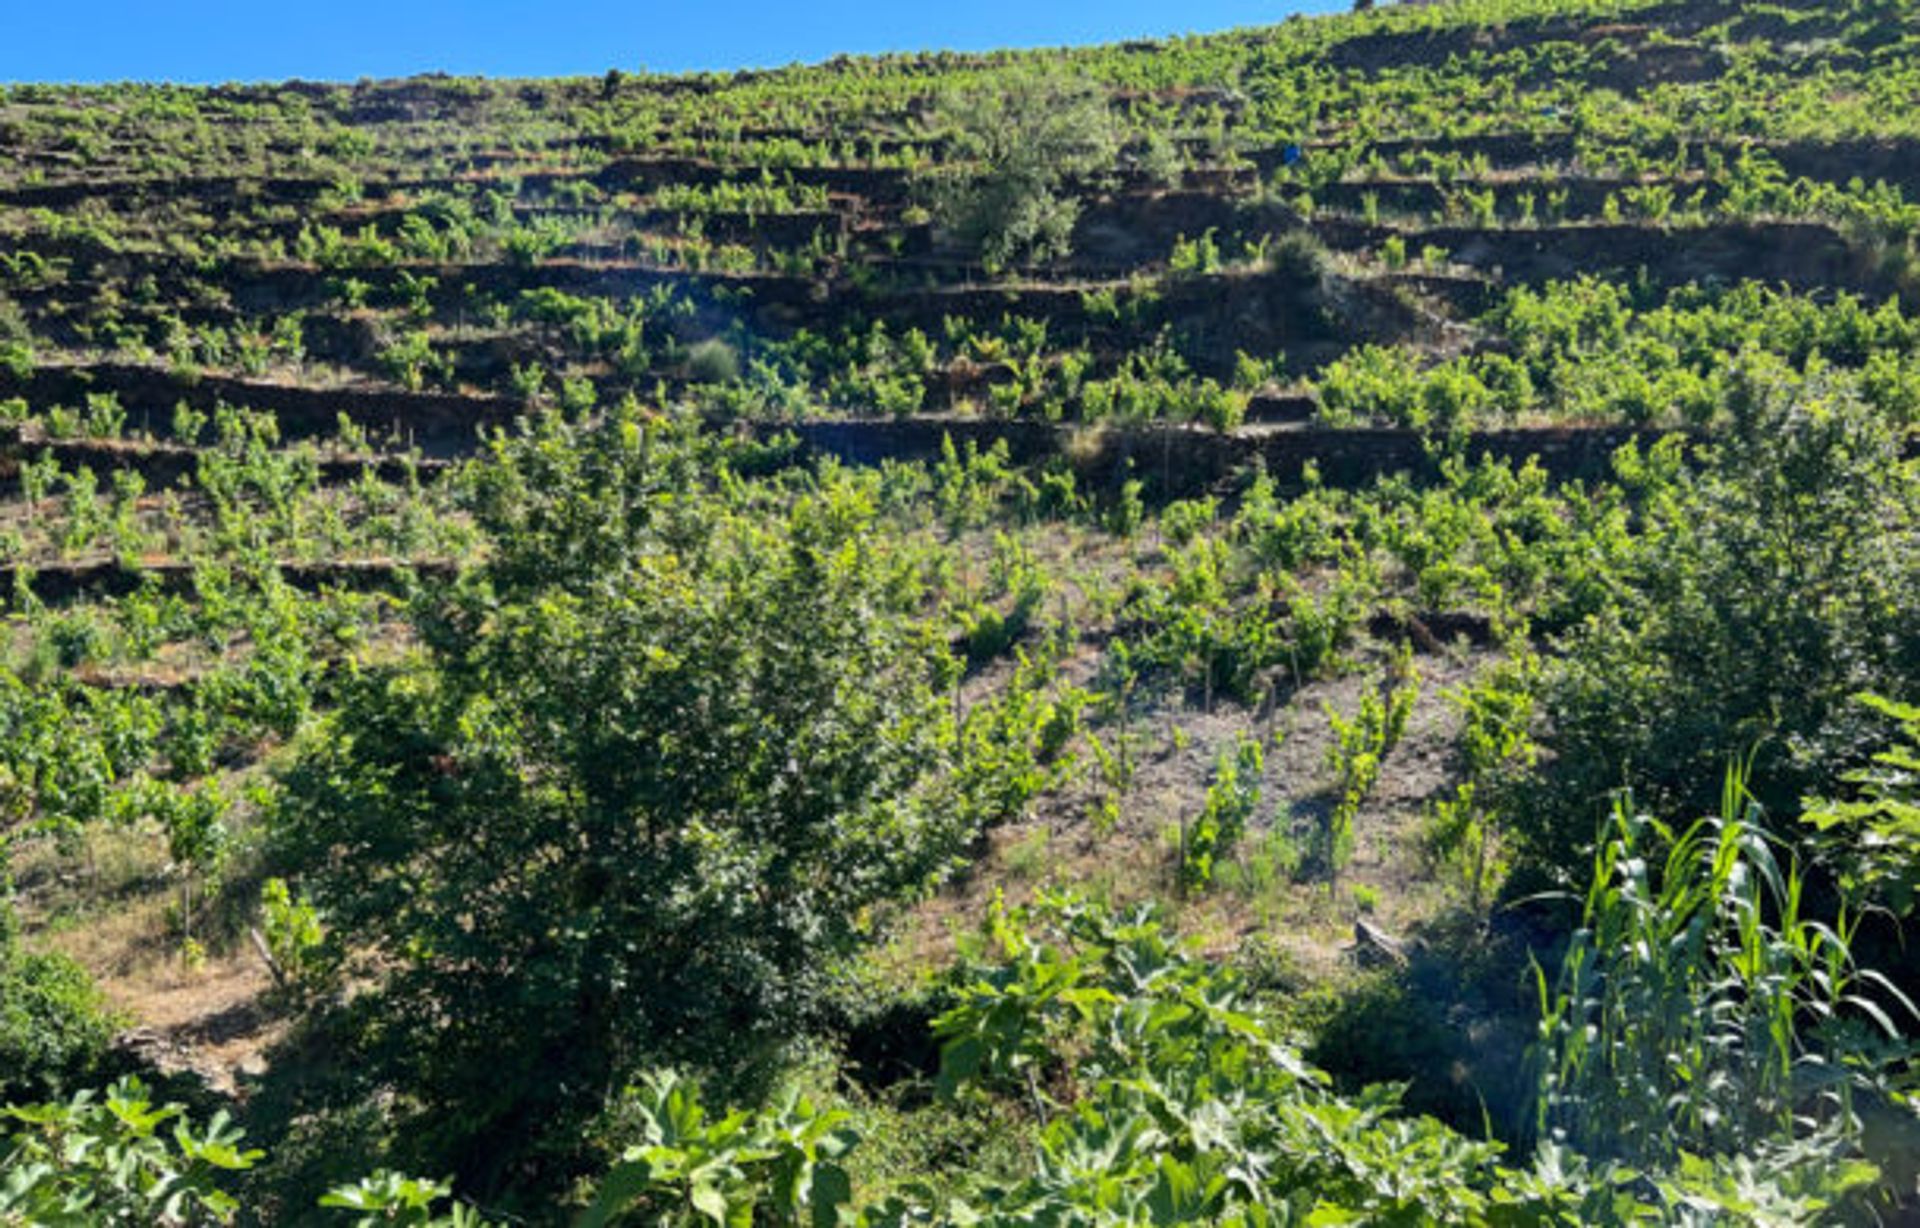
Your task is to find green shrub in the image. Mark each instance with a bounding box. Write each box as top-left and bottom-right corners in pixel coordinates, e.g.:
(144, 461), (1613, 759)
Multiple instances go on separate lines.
(1510, 376), (1920, 884)
(0, 894), (115, 1102)
(1422, 654), (1539, 908)
(1180, 733), (1265, 891)
(1268, 228), (1330, 286)
(0, 1077), (260, 1224)
(1158, 496), (1216, 546)
(921, 71), (1118, 273)
(269, 409), (977, 1182)
(1316, 657), (1420, 881)
(577, 1071), (857, 1228)
(0, 1079), (484, 1225)
(319, 1171), (489, 1225)
(1803, 694), (1920, 915)
(685, 337), (740, 384)
(0, 339), (32, 382)
(259, 877), (329, 1004)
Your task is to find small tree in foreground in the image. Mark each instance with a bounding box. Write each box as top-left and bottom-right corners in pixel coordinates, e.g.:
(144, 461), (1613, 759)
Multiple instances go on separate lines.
(270, 409), (974, 1185)
(1511, 375), (1920, 885)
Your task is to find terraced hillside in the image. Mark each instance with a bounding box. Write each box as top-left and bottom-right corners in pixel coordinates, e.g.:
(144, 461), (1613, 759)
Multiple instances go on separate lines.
(2, 0), (1918, 1222)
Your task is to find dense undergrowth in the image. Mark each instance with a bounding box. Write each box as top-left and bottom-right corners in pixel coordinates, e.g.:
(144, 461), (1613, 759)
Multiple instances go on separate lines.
(2, 0), (1919, 1221)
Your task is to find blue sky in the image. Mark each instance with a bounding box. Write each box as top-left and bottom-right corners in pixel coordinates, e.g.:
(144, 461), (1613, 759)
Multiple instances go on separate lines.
(3, 1), (1346, 85)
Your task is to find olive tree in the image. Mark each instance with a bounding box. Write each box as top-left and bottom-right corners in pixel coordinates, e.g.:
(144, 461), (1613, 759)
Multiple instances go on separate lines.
(921, 70), (1119, 273)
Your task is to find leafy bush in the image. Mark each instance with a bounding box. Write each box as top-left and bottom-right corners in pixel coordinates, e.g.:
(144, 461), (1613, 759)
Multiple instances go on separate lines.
(0, 892), (115, 1102)
(921, 71), (1118, 272)
(269, 409), (977, 1181)
(1180, 733), (1265, 891)
(319, 1171), (489, 1226)
(1511, 375), (1920, 884)
(1267, 228), (1330, 287)
(0, 1077), (260, 1225)
(577, 1071), (856, 1228)
(1804, 694), (1920, 916)
(1423, 654), (1539, 907)
(1, 1080), (484, 1226)
(258, 876), (329, 1004)
(1317, 657), (1420, 881)
(685, 337), (741, 384)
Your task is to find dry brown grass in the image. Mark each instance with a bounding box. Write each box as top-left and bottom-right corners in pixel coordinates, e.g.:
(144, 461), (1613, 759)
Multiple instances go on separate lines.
(14, 818), (284, 1095)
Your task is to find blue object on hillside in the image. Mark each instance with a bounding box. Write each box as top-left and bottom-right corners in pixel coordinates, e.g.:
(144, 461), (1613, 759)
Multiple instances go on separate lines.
(1282, 143), (1304, 166)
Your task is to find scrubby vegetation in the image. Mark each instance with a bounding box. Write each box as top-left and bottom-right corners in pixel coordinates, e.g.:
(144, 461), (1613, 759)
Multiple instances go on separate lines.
(2, 0), (1919, 1221)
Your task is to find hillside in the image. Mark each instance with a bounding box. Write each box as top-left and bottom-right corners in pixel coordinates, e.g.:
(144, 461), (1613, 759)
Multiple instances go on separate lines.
(1, 0), (1918, 1222)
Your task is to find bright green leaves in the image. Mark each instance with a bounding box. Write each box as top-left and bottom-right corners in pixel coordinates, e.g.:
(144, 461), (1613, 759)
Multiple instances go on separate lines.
(1181, 733), (1267, 892)
(1423, 653), (1539, 907)
(925, 895), (1514, 1225)
(319, 1171), (491, 1226)
(934, 946), (1114, 1103)
(0, 1077), (261, 1226)
(580, 1072), (858, 1228)
(1803, 694), (1920, 917)
(1317, 654), (1420, 882)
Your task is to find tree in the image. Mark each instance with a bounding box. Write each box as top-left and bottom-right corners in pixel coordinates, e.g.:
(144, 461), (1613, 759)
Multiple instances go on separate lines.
(269, 408), (974, 1186)
(921, 71), (1118, 273)
(1508, 374), (1920, 884)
